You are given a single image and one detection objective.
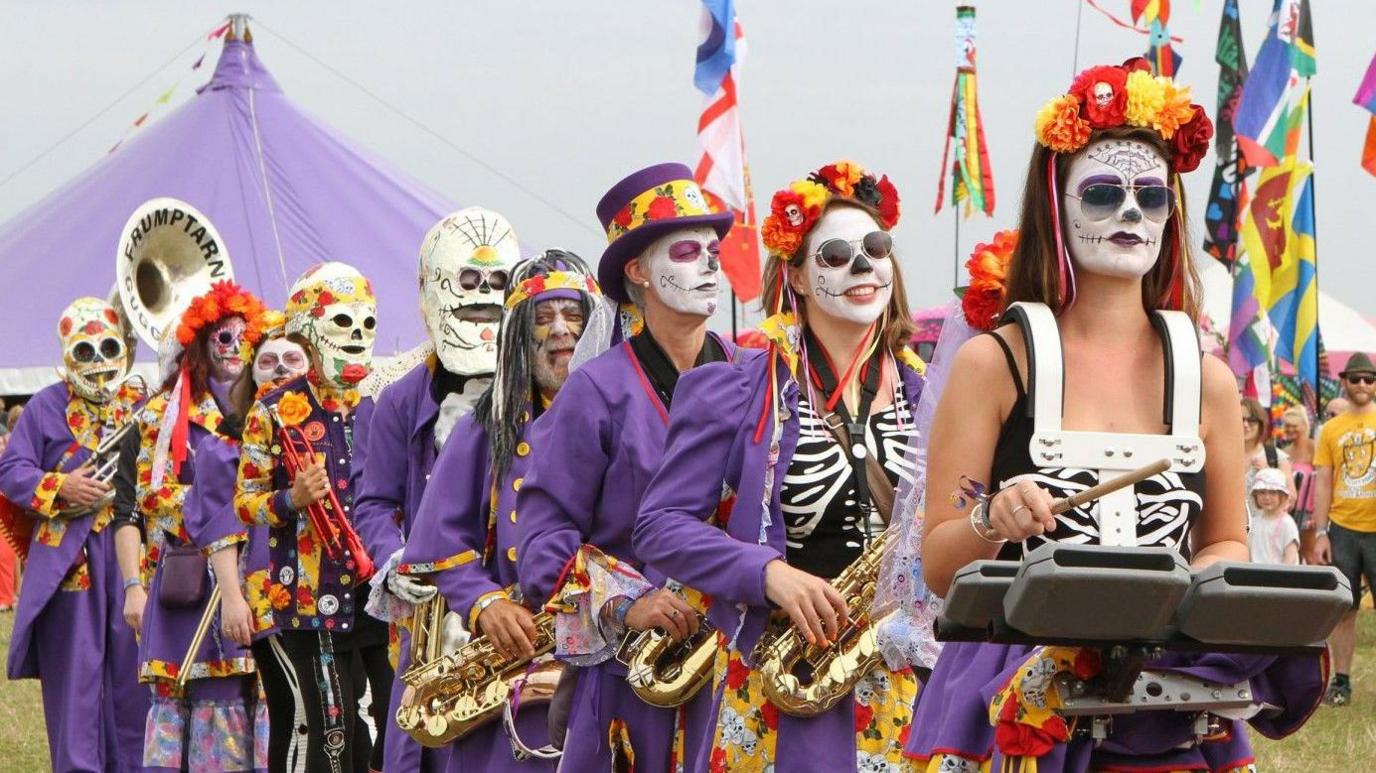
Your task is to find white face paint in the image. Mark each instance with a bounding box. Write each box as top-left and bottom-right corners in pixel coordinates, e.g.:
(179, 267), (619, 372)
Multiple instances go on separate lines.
(638, 226), (721, 317)
(799, 206), (894, 326)
(252, 338), (309, 387)
(206, 316), (246, 383)
(1063, 138), (1170, 280)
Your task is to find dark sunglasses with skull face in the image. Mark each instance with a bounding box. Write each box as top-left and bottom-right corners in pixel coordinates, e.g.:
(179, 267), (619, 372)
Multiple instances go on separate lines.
(70, 336), (125, 363)
(811, 231), (894, 269)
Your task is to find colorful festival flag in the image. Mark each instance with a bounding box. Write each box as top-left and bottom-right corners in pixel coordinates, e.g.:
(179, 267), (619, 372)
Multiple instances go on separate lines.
(1202, 0), (1250, 267)
(1131, 0), (1182, 76)
(1353, 50), (1376, 176)
(693, 0), (761, 301)
(934, 5), (995, 218)
(1234, 0), (1315, 168)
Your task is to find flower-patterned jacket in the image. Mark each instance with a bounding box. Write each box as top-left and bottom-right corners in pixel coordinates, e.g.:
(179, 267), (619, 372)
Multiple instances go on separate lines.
(235, 374), (374, 634)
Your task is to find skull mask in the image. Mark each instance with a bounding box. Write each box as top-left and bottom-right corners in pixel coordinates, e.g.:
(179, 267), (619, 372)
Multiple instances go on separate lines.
(58, 297), (129, 404)
(252, 337), (309, 388)
(206, 316), (246, 383)
(419, 207), (521, 376)
(285, 262), (378, 389)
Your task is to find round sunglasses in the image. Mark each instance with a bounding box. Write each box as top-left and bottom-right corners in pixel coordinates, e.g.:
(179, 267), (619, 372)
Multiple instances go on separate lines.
(1067, 183), (1175, 223)
(812, 231), (894, 268)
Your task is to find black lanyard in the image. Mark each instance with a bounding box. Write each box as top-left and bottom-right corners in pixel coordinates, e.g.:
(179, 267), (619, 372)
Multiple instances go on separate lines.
(804, 332), (883, 523)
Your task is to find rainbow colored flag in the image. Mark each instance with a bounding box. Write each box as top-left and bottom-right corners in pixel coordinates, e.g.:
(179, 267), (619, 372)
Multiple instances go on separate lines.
(1234, 0), (1315, 168)
(934, 5), (995, 217)
(1131, 0), (1182, 77)
(1202, 0), (1251, 267)
(1354, 50), (1376, 176)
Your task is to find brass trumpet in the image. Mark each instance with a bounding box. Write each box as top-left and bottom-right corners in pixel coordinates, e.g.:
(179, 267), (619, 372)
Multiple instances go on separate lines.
(57, 372), (149, 519)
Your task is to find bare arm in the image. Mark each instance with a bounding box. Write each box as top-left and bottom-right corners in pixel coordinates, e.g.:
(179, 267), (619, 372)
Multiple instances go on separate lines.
(114, 523), (144, 588)
(1190, 356), (1251, 567)
(1308, 466), (1334, 564)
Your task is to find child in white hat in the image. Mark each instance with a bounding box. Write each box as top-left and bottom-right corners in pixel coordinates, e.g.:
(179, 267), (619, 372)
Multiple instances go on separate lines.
(1250, 467), (1300, 565)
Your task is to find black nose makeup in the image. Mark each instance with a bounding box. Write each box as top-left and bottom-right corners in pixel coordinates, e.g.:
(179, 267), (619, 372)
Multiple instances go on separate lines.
(1122, 208), (1142, 223)
(851, 254), (873, 275)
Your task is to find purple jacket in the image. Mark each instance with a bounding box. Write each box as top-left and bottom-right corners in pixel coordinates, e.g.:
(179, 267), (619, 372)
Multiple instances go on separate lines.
(635, 350), (926, 659)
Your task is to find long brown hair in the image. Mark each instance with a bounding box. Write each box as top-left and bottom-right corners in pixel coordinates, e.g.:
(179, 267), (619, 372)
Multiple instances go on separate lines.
(1003, 126), (1201, 321)
(760, 201), (916, 353)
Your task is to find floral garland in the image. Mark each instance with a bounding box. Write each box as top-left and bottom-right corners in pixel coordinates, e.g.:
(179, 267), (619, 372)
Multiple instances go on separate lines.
(175, 280), (268, 348)
(760, 159), (901, 259)
(1034, 58), (1213, 173)
(960, 229), (1019, 331)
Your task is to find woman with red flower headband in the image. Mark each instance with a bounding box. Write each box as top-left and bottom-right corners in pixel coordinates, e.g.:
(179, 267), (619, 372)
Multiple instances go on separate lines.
(902, 61), (1326, 771)
(634, 159), (926, 771)
(112, 280), (271, 771)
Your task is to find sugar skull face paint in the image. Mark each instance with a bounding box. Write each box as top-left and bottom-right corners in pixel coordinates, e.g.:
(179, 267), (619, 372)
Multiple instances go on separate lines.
(58, 297), (129, 403)
(252, 337), (309, 387)
(799, 206), (893, 326)
(1063, 138), (1170, 280)
(206, 316), (246, 383)
(530, 297), (587, 394)
(285, 262), (378, 388)
(419, 207), (520, 376)
(638, 226), (721, 317)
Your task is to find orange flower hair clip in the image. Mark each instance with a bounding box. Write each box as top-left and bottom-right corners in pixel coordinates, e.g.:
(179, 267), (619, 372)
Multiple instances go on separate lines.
(960, 229), (1019, 331)
(761, 159), (901, 260)
(176, 280), (270, 348)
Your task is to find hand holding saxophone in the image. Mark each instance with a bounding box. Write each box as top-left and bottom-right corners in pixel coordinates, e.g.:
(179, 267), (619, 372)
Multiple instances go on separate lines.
(477, 598), (540, 661)
(59, 461), (112, 508)
(624, 589), (699, 643)
(763, 559), (849, 648)
(289, 461), (331, 510)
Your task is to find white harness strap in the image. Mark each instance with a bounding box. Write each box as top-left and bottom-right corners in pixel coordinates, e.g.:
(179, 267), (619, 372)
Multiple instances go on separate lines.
(1005, 302), (1204, 547)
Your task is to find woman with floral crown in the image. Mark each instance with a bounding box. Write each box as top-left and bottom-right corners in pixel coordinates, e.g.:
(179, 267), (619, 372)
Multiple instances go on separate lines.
(903, 60), (1326, 771)
(634, 159), (925, 771)
(116, 280), (271, 771)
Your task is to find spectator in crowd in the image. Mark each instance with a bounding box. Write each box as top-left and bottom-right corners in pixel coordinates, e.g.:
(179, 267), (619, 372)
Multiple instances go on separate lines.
(1283, 406), (1318, 555)
(1249, 468), (1300, 565)
(0, 397), (8, 436)
(0, 424), (13, 612)
(1312, 352), (1376, 706)
(1243, 397), (1293, 522)
(1325, 397), (1351, 421)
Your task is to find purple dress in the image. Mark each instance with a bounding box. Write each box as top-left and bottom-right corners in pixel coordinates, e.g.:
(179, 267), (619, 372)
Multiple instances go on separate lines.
(634, 349), (927, 772)
(351, 360), (451, 773)
(515, 334), (732, 773)
(403, 410), (557, 772)
(0, 380), (149, 771)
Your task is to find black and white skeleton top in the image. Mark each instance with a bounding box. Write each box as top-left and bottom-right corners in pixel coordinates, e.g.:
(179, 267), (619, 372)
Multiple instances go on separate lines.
(990, 302), (1207, 559)
(781, 389), (915, 580)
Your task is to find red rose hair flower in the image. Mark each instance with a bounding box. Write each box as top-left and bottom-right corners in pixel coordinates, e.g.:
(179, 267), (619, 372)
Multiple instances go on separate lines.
(1171, 104), (1214, 173)
(1069, 65), (1128, 128)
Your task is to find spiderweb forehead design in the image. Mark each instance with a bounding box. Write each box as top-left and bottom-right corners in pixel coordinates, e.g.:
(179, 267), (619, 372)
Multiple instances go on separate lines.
(1086, 140), (1162, 180)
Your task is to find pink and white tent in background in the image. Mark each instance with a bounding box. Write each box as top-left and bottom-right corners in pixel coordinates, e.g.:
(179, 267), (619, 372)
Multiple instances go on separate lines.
(0, 28), (455, 394)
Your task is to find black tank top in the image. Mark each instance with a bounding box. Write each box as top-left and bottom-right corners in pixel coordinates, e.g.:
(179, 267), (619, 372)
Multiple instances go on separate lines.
(984, 331), (1206, 562)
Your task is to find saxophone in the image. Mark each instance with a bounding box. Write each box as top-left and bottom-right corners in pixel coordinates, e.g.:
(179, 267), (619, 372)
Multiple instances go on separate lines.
(396, 608), (562, 747)
(621, 614), (718, 707)
(753, 528), (894, 717)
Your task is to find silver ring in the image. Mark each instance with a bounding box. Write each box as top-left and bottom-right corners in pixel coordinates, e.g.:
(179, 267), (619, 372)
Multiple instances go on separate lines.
(669, 609), (680, 618)
(1012, 504), (1030, 517)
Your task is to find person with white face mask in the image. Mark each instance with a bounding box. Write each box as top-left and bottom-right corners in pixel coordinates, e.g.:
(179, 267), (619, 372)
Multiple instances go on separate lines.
(514, 163), (737, 772)
(350, 207), (520, 772)
(634, 159), (926, 771)
(908, 60), (1325, 770)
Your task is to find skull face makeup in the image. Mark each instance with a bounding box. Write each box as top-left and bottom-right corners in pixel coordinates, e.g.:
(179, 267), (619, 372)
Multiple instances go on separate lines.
(530, 298), (587, 394)
(58, 297), (129, 403)
(419, 207), (521, 376)
(285, 262), (378, 389)
(1063, 138), (1170, 280)
(797, 206), (894, 326)
(252, 337), (309, 387)
(636, 226), (721, 317)
(206, 316), (246, 383)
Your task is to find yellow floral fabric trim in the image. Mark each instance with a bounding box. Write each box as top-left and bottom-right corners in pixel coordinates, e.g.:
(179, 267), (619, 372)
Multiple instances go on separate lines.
(28, 472), (66, 519)
(141, 655), (256, 684)
(604, 179), (713, 242)
(397, 549), (479, 576)
(58, 559), (92, 592)
(201, 532), (247, 558)
(236, 401), (284, 528)
(245, 568), (275, 634)
(608, 717), (636, 771)
(503, 271), (601, 310)
(467, 588), (513, 631)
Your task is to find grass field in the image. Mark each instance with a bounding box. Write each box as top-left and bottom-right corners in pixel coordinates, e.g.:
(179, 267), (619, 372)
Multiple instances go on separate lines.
(0, 613), (1371, 770)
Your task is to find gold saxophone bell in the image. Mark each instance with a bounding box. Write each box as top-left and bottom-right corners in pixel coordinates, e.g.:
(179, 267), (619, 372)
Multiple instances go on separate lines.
(621, 615), (718, 708)
(754, 528), (894, 717)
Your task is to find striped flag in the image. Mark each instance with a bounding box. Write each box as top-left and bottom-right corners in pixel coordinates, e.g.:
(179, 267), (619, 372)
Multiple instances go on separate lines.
(934, 5), (995, 218)
(1268, 166), (1318, 392)
(1354, 50), (1376, 176)
(1234, 0), (1315, 168)
(1202, 0), (1250, 267)
(693, 0), (761, 301)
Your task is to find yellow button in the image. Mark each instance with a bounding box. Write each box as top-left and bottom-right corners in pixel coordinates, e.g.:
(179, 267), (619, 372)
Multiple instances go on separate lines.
(512, 477), (524, 492)
(516, 441), (531, 457)
(506, 546), (517, 561)
(509, 510), (517, 524)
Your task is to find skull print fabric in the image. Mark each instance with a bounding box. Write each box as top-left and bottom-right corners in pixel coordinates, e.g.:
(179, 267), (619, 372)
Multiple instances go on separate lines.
(419, 207), (521, 376)
(285, 262), (377, 389)
(58, 296), (129, 403)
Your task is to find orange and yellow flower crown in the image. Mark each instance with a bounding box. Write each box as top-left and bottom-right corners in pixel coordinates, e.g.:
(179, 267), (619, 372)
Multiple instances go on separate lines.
(761, 160), (901, 260)
(175, 280), (269, 349)
(1034, 58), (1213, 173)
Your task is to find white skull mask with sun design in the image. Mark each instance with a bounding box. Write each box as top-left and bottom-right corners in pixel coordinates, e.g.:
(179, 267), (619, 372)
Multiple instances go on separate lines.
(58, 297), (129, 404)
(418, 207), (521, 376)
(285, 262), (377, 389)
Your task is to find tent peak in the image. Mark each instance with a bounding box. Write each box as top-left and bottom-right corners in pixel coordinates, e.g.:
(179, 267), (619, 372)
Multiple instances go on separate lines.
(226, 13), (253, 44)
(202, 32), (280, 95)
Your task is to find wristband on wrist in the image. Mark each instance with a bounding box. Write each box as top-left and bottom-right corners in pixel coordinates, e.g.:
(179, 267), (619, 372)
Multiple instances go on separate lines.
(123, 577), (142, 591)
(969, 499), (1006, 544)
(1313, 526), (1329, 537)
(611, 595), (635, 627)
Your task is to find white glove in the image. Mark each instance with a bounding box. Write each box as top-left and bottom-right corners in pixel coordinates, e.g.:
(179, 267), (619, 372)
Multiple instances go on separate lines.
(387, 569), (438, 605)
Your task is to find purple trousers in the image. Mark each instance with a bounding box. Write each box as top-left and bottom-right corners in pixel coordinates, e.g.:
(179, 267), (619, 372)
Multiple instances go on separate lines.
(34, 527), (149, 772)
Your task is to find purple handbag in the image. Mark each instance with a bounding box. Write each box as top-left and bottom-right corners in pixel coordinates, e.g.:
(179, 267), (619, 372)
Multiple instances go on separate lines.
(157, 543), (209, 609)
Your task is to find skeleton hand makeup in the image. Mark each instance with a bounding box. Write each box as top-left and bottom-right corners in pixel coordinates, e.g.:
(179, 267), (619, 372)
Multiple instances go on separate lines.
(252, 338), (309, 387)
(58, 297), (129, 404)
(285, 262), (378, 389)
(797, 206), (894, 326)
(419, 208), (521, 376)
(1063, 138), (1170, 280)
(531, 298), (586, 395)
(637, 226), (721, 317)
(206, 316), (246, 383)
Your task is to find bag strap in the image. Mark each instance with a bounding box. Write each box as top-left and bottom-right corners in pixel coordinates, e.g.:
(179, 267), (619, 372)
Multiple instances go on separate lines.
(819, 416), (897, 525)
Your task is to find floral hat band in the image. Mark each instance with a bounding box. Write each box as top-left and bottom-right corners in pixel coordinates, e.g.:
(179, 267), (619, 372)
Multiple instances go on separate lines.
(1034, 58), (1213, 173)
(761, 160), (901, 260)
(503, 271), (601, 310)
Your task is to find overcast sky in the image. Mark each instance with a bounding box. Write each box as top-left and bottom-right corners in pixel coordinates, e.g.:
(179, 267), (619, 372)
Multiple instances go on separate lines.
(1, 1), (1372, 338)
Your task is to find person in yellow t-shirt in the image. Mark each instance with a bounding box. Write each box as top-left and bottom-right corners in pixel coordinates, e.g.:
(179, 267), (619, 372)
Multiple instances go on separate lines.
(1312, 352), (1376, 706)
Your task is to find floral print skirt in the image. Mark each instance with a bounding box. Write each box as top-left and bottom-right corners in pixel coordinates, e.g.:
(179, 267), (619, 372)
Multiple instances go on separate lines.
(143, 676), (269, 772)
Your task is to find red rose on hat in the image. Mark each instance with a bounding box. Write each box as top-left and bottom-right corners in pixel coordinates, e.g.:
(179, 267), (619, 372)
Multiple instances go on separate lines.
(875, 175), (902, 229)
(1171, 105), (1214, 173)
(316, 290), (335, 306)
(646, 195), (678, 221)
(1069, 65), (1128, 128)
(612, 207), (633, 230)
(1121, 56), (1152, 73)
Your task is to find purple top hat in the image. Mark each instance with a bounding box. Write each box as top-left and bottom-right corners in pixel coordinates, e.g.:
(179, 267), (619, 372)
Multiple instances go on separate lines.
(595, 162), (735, 304)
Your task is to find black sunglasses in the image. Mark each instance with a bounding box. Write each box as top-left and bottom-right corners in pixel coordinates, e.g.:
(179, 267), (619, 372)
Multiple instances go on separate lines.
(812, 231), (894, 269)
(1347, 374), (1376, 386)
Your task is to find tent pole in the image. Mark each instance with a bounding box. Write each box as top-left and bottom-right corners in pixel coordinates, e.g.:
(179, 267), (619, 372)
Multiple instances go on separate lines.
(1307, 82), (1322, 415)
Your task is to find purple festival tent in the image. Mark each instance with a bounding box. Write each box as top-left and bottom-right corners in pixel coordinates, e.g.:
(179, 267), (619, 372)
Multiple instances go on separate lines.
(0, 32), (454, 395)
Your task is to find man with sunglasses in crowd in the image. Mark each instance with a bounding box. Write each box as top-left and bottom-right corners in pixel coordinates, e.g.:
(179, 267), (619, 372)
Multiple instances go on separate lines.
(1311, 352), (1376, 706)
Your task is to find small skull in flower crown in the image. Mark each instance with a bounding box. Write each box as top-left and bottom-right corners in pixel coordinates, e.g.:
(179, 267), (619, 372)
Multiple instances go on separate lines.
(784, 203), (805, 228)
(1093, 81), (1114, 108)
